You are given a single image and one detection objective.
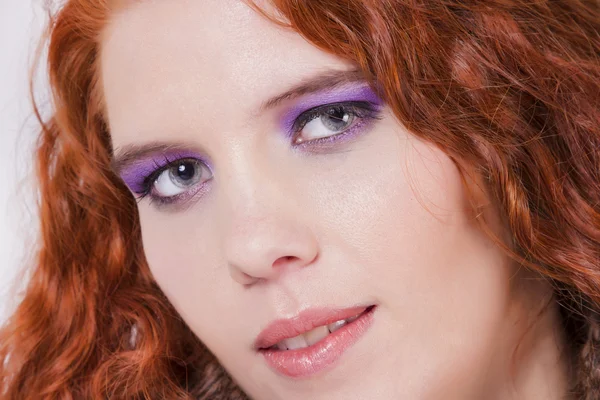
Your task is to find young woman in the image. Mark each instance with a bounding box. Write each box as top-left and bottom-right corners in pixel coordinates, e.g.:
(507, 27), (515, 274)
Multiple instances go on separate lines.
(1, 0), (599, 399)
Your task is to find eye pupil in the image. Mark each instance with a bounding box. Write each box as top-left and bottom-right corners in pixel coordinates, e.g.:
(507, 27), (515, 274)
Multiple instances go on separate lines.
(327, 108), (347, 120)
(175, 162), (196, 181)
(322, 107), (352, 131)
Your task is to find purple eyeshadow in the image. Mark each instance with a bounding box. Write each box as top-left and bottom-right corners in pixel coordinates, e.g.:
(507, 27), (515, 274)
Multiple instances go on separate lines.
(279, 84), (384, 136)
(118, 83), (383, 200)
(119, 149), (208, 194)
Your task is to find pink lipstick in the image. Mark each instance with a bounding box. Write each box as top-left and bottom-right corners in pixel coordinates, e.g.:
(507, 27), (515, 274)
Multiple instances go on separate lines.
(255, 305), (376, 378)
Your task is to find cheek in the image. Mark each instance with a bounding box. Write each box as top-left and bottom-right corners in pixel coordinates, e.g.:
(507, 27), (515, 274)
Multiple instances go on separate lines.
(138, 211), (254, 369)
(137, 210), (229, 334)
(312, 125), (513, 390)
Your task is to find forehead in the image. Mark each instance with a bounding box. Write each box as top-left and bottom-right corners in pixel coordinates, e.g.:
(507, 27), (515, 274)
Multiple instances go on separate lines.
(100, 0), (353, 146)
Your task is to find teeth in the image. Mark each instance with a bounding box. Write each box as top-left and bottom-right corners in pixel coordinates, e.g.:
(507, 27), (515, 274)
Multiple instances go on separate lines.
(327, 319), (346, 333)
(304, 325), (330, 346)
(272, 313), (364, 350)
(282, 334), (308, 350)
(276, 342), (288, 351)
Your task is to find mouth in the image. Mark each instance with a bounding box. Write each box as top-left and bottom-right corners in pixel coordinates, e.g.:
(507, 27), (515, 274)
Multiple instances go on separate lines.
(255, 305), (376, 378)
(261, 305), (375, 351)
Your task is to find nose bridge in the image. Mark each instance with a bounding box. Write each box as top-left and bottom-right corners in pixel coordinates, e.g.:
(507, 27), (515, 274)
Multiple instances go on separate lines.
(218, 149), (318, 284)
(220, 142), (280, 216)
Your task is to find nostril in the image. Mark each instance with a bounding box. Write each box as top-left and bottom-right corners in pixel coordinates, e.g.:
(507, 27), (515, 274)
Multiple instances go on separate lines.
(272, 255), (297, 268)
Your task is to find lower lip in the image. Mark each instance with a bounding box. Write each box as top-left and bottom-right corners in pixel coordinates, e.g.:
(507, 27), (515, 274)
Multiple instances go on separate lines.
(259, 306), (376, 378)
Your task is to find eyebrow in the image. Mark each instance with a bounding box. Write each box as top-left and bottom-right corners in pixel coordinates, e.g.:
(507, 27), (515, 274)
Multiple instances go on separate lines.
(259, 69), (366, 111)
(111, 69), (368, 174)
(111, 141), (193, 175)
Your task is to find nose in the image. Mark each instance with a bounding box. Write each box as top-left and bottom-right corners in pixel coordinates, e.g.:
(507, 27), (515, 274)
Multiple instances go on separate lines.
(221, 171), (319, 286)
(224, 208), (319, 285)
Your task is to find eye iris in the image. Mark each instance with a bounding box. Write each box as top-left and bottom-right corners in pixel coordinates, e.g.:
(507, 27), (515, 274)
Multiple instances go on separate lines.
(169, 161), (201, 186)
(177, 162), (194, 180)
(322, 107), (353, 131)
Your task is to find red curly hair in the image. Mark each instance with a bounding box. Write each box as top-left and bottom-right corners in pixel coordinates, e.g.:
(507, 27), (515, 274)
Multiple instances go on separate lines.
(1, 0), (599, 398)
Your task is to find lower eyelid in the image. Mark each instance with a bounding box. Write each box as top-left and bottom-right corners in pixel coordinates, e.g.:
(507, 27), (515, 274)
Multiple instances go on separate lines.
(293, 113), (379, 150)
(147, 178), (213, 210)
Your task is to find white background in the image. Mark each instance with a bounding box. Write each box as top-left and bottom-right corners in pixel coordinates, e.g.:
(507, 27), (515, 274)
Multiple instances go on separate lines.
(0, 0), (48, 321)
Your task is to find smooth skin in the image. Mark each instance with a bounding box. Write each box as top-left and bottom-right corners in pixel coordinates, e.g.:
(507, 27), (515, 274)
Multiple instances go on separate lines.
(101, 0), (569, 398)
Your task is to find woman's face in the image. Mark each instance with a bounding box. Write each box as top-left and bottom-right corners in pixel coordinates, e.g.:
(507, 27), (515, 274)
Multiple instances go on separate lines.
(101, 1), (549, 399)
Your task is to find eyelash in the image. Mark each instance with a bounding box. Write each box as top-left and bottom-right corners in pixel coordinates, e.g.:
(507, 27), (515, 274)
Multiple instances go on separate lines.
(290, 101), (382, 146)
(134, 156), (208, 206)
(135, 100), (383, 206)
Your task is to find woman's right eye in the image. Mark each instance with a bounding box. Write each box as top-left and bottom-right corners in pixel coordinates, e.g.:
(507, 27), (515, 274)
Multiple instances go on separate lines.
(146, 159), (213, 200)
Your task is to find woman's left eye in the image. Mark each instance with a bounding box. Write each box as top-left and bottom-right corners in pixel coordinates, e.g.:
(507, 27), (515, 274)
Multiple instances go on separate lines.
(291, 102), (379, 145)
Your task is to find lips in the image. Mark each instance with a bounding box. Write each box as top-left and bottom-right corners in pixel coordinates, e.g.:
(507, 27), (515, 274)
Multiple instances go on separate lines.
(255, 305), (376, 377)
(269, 310), (363, 351)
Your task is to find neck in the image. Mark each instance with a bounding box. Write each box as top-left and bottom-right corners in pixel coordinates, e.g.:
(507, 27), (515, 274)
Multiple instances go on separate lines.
(492, 287), (571, 400)
(508, 302), (570, 399)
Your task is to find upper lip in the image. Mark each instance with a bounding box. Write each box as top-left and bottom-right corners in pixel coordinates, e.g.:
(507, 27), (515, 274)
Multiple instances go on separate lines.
(254, 305), (372, 350)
